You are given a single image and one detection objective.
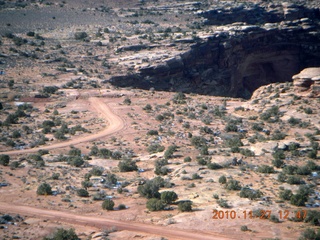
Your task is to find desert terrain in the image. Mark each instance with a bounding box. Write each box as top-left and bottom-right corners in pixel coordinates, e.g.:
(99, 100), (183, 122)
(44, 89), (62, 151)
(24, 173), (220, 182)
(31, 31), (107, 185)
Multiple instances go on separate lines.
(0, 0), (319, 240)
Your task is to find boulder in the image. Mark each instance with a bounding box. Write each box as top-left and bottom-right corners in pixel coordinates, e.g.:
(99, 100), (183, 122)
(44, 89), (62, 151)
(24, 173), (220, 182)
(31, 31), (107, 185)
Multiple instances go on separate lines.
(293, 68), (320, 97)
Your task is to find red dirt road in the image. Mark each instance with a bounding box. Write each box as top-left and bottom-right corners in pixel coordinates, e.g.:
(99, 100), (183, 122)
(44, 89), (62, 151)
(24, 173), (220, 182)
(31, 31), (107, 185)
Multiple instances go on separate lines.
(0, 202), (233, 240)
(0, 97), (124, 155)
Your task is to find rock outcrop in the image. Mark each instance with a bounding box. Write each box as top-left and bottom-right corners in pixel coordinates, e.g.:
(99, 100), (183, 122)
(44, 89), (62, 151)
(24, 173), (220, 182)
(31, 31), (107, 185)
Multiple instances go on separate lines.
(108, 2), (320, 98)
(293, 68), (320, 97)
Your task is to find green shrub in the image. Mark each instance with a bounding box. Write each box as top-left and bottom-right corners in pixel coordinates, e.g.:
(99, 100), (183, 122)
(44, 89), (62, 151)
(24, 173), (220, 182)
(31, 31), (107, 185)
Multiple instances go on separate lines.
(118, 204), (126, 210)
(77, 188), (89, 197)
(138, 180), (160, 199)
(68, 156), (84, 167)
(44, 228), (79, 240)
(257, 165), (275, 174)
(147, 130), (158, 135)
(146, 198), (165, 211)
(217, 198), (229, 208)
(269, 215), (280, 223)
(178, 201), (192, 212)
(299, 228), (320, 240)
(287, 176), (303, 185)
(184, 156), (192, 162)
(225, 179), (241, 190)
(279, 189), (292, 200)
(207, 162), (223, 170)
(147, 143), (165, 153)
(102, 199), (115, 210)
(283, 165), (298, 175)
(271, 130), (286, 140)
(118, 160), (138, 172)
(290, 194), (307, 206)
(89, 166), (104, 176)
(0, 154), (10, 166)
(240, 188), (263, 200)
(160, 191), (178, 204)
(37, 183), (52, 195)
(219, 175), (227, 184)
(240, 225), (249, 231)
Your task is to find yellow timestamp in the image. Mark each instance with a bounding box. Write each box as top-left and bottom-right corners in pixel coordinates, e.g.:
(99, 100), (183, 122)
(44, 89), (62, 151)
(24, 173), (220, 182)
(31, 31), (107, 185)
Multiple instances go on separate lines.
(212, 209), (308, 220)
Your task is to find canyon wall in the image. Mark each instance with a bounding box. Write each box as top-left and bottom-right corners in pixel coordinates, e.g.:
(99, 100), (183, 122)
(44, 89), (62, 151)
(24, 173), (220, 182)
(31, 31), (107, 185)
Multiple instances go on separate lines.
(109, 3), (320, 98)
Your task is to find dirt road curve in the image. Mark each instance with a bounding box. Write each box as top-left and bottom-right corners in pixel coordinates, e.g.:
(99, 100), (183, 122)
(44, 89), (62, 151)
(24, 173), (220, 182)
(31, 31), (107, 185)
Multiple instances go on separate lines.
(0, 97), (124, 155)
(0, 202), (233, 240)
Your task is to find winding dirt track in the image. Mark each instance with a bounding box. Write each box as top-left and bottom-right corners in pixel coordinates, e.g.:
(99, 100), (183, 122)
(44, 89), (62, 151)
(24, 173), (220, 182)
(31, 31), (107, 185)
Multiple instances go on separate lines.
(0, 97), (234, 239)
(0, 202), (232, 240)
(0, 97), (124, 155)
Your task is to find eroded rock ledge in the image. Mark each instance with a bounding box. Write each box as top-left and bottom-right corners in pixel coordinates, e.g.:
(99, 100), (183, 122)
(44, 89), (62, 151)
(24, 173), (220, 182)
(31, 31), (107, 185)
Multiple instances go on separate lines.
(108, 3), (320, 98)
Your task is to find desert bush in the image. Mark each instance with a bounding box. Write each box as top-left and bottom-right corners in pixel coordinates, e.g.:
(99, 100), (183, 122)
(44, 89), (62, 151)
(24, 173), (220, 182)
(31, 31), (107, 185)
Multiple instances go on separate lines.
(154, 159), (169, 175)
(68, 156), (84, 167)
(81, 181), (93, 190)
(299, 228), (320, 240)
(111, 150), (122, 160)
(123, 97), (131, 105)
(138, 180), (160, 199)
(77, 188), (89, 197)
(146, 198), (165, 211)
(279, 189), (293, 201)
(269, 215), (280, 223)
(90, 166), (104, 176)
(147, 130), (158, 135)
(240, 188), (263, 200)
(68, 147), (81, 156)
(102, 199), (115, 210)
(118, 160), (138, 172)
(225, 123), (238, 132)
(240, 225), (249, 231)
(303, 210), (320, 226)
(219, 175), (227, 184)
(143, 104), (152, 111)
(184, 156), (192, 162)
(51, 173), (60, 180)
(192, 173), (201, 180)
(160, 191), (178, 204)
(272, 158), (284, 168)
(271, 130), (286, 140)
(43, 86), (59, 94)
(172, 92), (186, 104)
(277, 172), (287, 183)
(178, 201), (192, 212)
(240, 148), (255, 157)
(283, 165), (298, 175)
(252, 123), (263, 131)
(43, 228), (79, 240)
(118, 204), (126, 210)
(99, 148), (112, 158)
(147, 143), (165, 153)
(224, 137), (243, 149)
(257, 165), (275, 174)
(37, 183), (52, 195)
(164, 145), (177, 159)
(207, 162), (223, 170)
(290, 194), (307, 206)
(287, 176), (303, 185)
(217, 198), (229, 208)
(225, 179), (241, 191)
(191, 136), (207, 148)
(0, 154), (10, 166)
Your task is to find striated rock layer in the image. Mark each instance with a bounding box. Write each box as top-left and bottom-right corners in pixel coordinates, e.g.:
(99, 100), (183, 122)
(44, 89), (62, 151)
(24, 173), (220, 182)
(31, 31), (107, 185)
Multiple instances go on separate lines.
(108, 3), (320, 98)
(293, 67), (320, 97)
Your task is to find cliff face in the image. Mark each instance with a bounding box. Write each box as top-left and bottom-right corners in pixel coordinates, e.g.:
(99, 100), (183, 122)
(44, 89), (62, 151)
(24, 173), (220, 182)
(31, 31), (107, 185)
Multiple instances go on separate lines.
(109, 3), (320, 98)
